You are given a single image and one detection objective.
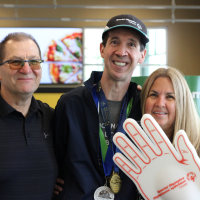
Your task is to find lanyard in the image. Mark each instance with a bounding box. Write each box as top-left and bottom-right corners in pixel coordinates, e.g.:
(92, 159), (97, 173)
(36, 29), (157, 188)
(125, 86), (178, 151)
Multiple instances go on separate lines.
(92, 82), (130, 176)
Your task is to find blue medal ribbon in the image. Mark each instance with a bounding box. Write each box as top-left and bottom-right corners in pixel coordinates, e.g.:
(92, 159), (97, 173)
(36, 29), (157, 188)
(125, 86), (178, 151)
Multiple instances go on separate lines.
(92, 82), (128, 177)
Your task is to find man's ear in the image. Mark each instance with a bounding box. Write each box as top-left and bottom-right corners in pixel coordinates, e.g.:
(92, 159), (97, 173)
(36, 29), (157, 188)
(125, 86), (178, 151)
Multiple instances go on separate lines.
(138, 49), (147, 64)
(100, 43), (105, 59)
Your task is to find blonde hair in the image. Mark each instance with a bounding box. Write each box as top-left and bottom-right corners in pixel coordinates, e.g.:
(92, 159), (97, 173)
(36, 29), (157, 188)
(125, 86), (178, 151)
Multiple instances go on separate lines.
(141, 67), (200, 153)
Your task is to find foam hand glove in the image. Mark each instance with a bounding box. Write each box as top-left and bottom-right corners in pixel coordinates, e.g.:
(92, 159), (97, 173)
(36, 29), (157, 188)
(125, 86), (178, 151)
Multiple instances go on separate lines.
(113, 114), (200, 200)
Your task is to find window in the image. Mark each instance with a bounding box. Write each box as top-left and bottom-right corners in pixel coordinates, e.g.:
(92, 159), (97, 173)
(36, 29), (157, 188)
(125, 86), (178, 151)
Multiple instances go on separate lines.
(138, 28), (167, 76)
(83, 28), (104, 81)
(83, 27), (167, 81)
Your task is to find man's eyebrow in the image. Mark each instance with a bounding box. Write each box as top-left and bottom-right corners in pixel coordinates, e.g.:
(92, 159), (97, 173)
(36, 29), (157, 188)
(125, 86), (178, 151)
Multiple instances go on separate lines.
(9, 56), (22, 59)
(109, 37), (138, 43)
(129, 38), (138, 43)
(9, 56), (40, 60)
(28, 56), (40, 60)
(109, 36), (119, 40)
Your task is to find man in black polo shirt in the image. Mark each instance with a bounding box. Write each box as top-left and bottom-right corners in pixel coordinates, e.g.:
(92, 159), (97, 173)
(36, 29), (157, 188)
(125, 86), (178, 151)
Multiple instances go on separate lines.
(0, 32), (58, 200)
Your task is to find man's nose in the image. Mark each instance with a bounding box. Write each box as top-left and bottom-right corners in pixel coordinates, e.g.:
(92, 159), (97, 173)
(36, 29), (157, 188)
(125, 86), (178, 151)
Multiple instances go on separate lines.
(115, 44), (128, 57)
(18, 61), (32, 74)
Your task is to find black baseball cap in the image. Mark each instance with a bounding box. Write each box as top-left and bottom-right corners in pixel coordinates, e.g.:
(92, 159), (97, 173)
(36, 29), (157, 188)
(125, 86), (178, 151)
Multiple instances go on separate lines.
(102, 14), (149, 45)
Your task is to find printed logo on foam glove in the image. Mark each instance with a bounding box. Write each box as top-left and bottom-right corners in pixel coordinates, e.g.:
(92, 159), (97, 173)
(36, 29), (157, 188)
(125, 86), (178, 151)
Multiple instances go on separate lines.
(113, 114), (200, 200)
(187, 172), (196, 182)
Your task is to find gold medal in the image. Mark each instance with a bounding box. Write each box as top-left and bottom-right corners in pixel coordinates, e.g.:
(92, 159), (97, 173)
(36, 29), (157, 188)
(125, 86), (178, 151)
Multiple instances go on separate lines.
(109, 171), (122, 194)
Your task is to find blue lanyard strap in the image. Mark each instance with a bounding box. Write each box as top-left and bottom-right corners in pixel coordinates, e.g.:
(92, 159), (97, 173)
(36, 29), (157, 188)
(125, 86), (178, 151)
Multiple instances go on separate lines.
(92, 82), (128, 176)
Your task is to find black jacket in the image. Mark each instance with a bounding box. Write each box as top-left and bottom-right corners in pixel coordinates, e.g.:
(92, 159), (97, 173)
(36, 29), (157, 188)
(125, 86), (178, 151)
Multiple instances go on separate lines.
(54, 71), (142, 200)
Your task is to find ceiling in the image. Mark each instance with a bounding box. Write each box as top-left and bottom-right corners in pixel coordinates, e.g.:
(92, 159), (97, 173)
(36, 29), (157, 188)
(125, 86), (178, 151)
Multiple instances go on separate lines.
(0, 0), (200, 25)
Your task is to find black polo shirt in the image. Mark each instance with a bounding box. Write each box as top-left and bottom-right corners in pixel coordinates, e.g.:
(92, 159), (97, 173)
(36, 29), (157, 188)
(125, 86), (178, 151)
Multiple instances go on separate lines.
(0, 94), (58, 200)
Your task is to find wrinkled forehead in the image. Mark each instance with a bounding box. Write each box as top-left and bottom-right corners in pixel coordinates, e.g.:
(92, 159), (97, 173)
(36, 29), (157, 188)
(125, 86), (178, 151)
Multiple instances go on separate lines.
(4, 39), (40, 59)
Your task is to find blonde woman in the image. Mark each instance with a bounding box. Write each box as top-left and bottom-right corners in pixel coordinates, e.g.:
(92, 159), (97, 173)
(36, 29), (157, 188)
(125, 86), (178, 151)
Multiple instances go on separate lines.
(114, 67), (200, 200)
(141, 67), (200, 155)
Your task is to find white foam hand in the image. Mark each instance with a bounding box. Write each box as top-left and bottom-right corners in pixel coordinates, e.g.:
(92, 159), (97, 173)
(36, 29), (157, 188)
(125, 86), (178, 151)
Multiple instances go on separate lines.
(113, 114), (200, 200)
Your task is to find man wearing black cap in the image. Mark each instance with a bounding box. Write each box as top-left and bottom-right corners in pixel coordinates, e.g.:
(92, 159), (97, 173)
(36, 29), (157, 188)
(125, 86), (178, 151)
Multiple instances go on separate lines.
(53, 14), (149, 200)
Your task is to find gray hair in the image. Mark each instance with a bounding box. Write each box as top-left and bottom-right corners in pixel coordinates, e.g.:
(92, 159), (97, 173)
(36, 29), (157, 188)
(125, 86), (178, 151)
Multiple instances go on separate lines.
(0, 32), (41, 63)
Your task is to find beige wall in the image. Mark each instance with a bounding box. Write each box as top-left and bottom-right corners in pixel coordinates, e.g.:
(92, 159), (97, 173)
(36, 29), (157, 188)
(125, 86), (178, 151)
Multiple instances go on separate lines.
(1, 0), (200, 106)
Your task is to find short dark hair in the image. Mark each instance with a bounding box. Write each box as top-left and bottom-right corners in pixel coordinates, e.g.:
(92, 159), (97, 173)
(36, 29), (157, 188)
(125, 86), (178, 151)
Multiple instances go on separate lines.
(102, 28), (146, 52)
(0, 32), (41, 64)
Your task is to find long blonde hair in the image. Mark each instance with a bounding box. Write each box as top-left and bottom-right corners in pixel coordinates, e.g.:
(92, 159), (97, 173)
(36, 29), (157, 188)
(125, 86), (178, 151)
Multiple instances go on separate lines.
(141, 67), (200, 153)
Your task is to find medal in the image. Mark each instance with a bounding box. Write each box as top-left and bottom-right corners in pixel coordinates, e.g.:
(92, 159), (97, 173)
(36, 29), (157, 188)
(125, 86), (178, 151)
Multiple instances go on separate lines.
(94, 186), (114, 200)
(109, 171), (122, 194)
(92, 82), (128, 197)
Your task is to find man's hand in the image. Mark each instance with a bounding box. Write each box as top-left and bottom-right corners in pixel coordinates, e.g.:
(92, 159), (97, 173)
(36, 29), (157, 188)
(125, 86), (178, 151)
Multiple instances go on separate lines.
(113, 114), (200, 200)
(53, 178), (64, 196)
